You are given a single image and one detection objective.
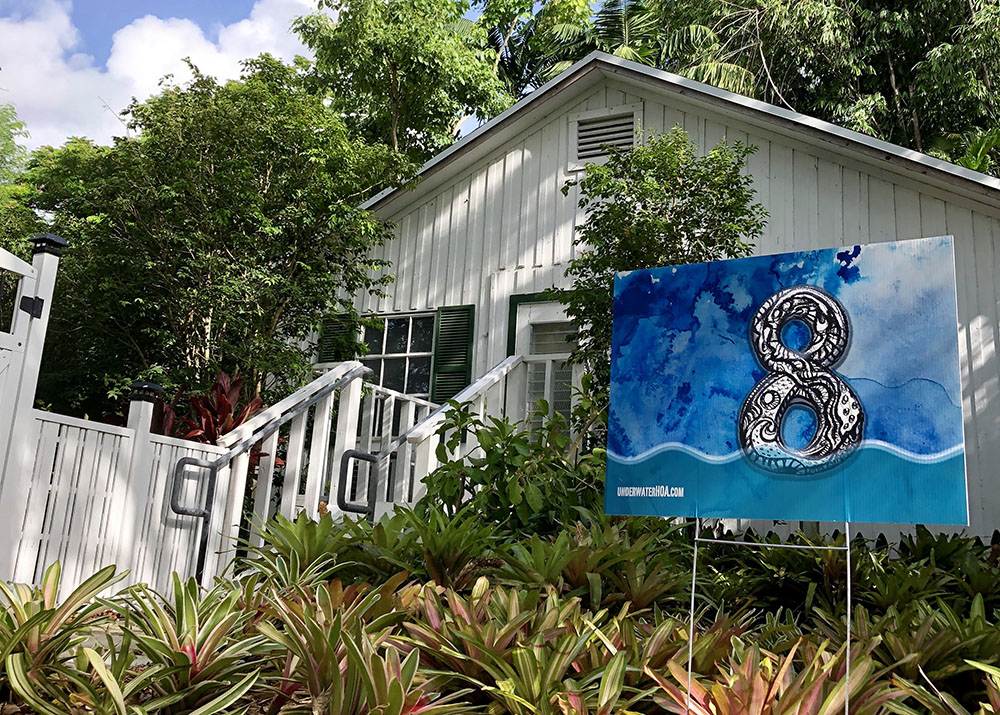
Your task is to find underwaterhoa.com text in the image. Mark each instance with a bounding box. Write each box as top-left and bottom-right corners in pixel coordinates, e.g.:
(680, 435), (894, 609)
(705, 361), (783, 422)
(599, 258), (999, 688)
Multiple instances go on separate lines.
(616, 485), (684, 498)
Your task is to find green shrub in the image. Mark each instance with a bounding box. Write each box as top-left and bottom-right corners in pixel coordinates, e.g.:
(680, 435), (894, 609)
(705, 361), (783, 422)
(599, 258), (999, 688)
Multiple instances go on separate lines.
(420, 383), (607, 537)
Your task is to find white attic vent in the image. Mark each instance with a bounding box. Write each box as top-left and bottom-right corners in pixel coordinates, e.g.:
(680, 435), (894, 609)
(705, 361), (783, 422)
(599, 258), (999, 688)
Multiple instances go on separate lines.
(568, 103), (642, 171)
(577, 114), (635, 159)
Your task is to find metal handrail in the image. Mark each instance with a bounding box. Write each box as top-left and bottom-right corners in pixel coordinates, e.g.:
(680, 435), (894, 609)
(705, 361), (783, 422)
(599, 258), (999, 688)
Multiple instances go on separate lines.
(405, 355), (523, 444)
(170, 363), (371, 581)
(337, 450), (379, 517)
(335, 354), (525, 521)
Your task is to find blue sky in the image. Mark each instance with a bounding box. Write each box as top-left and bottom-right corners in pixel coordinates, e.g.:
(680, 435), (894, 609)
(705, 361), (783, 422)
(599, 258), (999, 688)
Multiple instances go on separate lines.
(68, 1), (258, 64)
(0, 0), (313, 148)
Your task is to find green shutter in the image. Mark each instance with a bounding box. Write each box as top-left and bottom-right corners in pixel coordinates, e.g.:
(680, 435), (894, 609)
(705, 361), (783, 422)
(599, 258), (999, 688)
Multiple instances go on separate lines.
(318, 315), (355, 363)
(431, 305), (475, 403)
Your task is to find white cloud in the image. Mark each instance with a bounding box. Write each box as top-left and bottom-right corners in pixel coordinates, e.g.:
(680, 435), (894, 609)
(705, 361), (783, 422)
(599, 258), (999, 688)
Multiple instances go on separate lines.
(0, 0), (314, 149)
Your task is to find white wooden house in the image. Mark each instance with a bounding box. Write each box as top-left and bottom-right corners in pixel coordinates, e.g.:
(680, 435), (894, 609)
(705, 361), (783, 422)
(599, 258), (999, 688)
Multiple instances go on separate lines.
(7, 51), (1000, 592)
(322, 50), (1000, 537)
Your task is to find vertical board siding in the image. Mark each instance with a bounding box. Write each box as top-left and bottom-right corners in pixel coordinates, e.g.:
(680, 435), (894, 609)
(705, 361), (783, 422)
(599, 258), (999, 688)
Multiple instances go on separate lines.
(374, 79), (1000, 535)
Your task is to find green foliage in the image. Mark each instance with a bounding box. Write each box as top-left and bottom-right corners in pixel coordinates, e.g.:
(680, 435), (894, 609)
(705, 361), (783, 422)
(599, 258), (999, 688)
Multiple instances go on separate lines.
(398, 506), (498, 590)
(499, 518), (690, 611)
(400, 577), (541, 687)
(243, 512), (351, 588)
(480, 0), (592, 97)
(548, 128), (766, 392)
(0, 563), (123, 703)
(0, 103), (28, 183)
(109, 574), (264, 714)
(9, 523), (1000, 713)
(0, 104), (40, 255)
(257, 576), (412, 711)
(295, 0), (511, 158)
(421, 382), (607, 535)
(527, 0), (1000, 175)
(643, 0), (1000, 172)
(647, 638), (905, 714)
(548, 0), (663, 67)
(931, 128), (1000, 175)
(25, 56), (410, 416)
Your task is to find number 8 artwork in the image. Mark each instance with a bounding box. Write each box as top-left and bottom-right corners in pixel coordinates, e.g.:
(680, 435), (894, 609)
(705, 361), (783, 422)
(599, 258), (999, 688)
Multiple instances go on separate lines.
(738, 286), (865, 475)
(604, 236), (968, 525)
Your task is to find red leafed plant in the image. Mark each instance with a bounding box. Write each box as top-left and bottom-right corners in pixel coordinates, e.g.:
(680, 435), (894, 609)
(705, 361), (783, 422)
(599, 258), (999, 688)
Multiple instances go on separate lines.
(176, 371), (264, 444)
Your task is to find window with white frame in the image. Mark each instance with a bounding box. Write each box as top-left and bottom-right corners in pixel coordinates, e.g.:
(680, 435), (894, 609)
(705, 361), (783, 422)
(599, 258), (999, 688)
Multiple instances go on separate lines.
(511, 299), (578, 426)
(526, 321), (576, 423)
(359, 314), (434, 398)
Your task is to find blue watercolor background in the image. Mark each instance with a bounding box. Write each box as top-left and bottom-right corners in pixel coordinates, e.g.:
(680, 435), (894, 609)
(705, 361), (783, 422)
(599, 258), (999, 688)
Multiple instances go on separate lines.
(605, 236), (968, 524)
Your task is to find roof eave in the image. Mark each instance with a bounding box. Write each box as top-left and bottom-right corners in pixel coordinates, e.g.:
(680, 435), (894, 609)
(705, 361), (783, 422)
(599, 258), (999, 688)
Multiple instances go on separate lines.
(363, 51), (1000, 216)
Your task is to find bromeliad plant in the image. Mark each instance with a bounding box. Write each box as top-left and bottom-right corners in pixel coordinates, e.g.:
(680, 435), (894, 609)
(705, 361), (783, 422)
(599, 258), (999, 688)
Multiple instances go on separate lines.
(8, 630), (254, 715)
(0, 563), (123, 708)
(241, 511), (354, 589)
(647, 639), (905, 715)
(256, 574), (412, 712)
(400, 577), (540, 686)
(10, 510), (1000, 714)
(109, 574), (263, 714)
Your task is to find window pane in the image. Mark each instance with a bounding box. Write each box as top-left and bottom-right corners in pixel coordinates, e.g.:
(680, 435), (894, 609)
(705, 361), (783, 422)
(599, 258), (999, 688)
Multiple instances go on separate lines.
(407, 356), (431, 394)
(552, 361), (573, 418)
(364, 323), (384, 354)
(530, 322), (575, 355)
(410, 316), (434, 352)
(383, 357), (406, 392)
(361, 358), (381, 384)
(386, 318), (410, 354)
(526, 362), (547, 409)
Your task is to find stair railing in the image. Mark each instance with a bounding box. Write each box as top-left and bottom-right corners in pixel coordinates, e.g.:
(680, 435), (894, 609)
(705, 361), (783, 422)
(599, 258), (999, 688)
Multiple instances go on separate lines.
(341, 354), (525, 519)
(169, 355), (526, 584)
(170, 361), (370, 583)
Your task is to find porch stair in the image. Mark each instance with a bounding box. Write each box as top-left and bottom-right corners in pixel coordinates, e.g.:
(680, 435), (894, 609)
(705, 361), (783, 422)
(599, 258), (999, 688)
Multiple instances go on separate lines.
(168, 355), (525, 584)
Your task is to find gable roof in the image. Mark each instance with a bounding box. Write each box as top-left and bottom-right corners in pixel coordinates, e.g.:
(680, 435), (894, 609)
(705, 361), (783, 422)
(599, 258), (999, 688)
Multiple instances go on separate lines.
(362, 51), (1000, 216)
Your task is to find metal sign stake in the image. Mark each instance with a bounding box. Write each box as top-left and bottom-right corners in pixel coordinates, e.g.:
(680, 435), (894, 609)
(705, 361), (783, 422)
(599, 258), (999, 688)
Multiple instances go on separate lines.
(684, 519), (854, 714)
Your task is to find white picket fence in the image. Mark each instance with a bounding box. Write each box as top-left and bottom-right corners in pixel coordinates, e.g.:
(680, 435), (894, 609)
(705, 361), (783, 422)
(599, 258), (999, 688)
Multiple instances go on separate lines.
(0, 238), (236, 592)
(0, 235), (532, 592)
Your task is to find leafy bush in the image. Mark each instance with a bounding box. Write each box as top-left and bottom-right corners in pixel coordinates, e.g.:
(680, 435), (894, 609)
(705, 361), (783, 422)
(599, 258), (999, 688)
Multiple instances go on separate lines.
(547, 128), (767, 393)
(170, 371), (263, 445)
(421, 384), (607, 536)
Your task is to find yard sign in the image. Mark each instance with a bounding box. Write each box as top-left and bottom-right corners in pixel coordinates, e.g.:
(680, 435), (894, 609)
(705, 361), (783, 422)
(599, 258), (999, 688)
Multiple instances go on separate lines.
(605, 236), (967, 524)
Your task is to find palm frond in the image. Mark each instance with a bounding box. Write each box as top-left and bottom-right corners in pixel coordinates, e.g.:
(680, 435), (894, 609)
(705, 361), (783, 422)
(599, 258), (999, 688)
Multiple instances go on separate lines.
(680, 60), (756, 95)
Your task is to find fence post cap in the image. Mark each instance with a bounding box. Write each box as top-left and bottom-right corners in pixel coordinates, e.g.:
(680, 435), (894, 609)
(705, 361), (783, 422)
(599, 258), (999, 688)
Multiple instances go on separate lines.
(30, 233), (70, 256)
(129, 381), (165, 403)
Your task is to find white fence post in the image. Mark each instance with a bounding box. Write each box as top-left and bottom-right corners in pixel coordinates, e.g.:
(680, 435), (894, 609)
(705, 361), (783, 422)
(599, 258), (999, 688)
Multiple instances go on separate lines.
(118, 382), (162, 582)
(0, 234), (68, 581)
(303, 392), (335, 519)
(250, 430), (281, 547)
(217, 451), (250, 577)
(411, 433), (440, 506)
